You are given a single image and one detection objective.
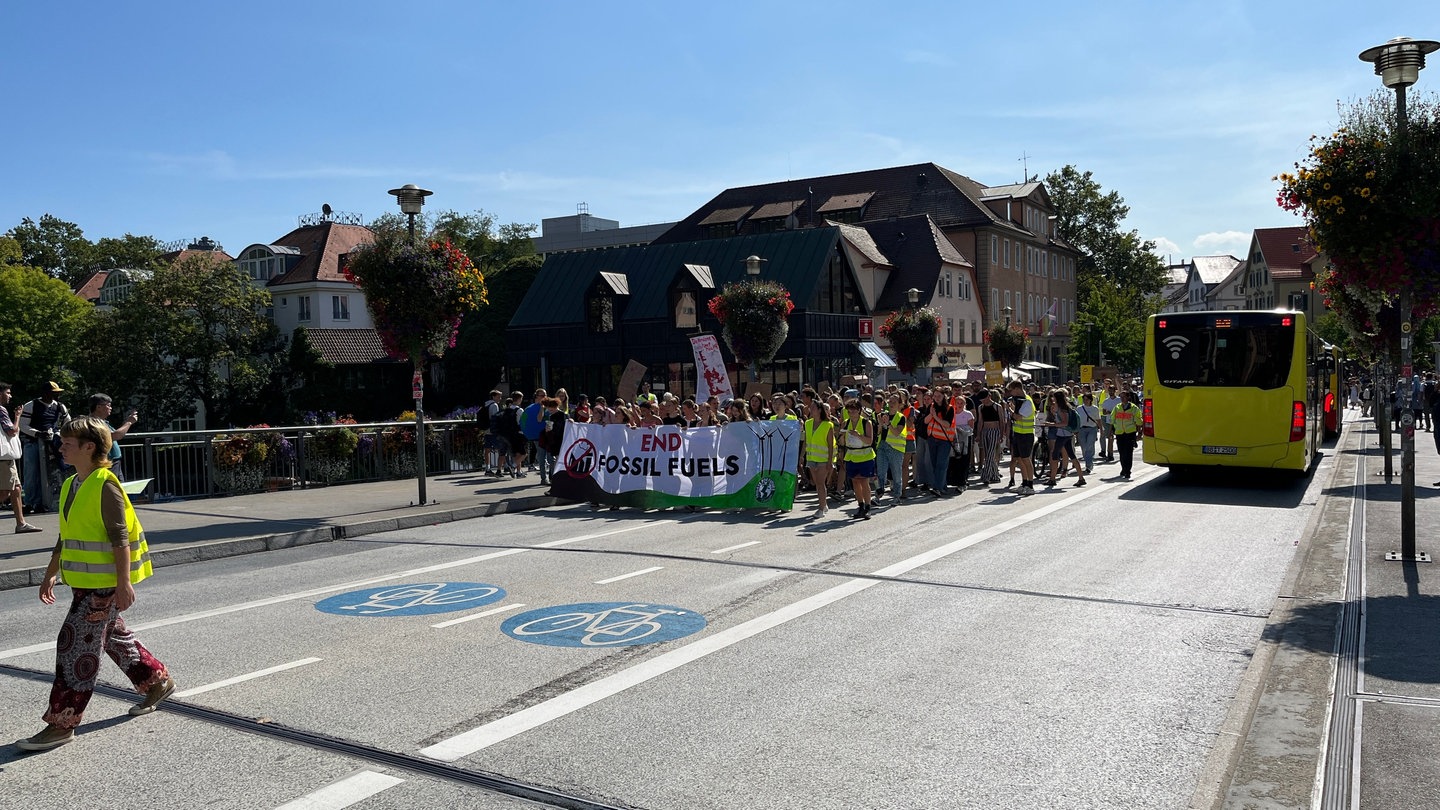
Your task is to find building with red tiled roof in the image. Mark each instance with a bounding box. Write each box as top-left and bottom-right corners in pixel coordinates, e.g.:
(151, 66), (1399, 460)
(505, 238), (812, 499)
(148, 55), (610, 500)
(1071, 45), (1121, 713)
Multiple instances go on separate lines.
(1243, 226), (1320, 311)
(234, 219), (376, 349)
(71, 269), (110, 304)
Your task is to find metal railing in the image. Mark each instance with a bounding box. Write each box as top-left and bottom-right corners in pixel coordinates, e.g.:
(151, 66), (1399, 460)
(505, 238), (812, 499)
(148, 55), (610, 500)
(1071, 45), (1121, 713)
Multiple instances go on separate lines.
(116, 419), (490, 501)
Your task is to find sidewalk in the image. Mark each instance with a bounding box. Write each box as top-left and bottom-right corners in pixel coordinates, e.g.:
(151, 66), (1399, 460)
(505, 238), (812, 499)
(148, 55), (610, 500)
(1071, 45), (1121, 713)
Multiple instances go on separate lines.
(0, 470), (561, 591)
(1222, 410), (1440, 809)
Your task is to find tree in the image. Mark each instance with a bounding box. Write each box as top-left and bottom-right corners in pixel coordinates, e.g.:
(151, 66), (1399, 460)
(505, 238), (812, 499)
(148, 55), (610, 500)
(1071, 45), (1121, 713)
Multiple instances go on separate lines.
(0, 262), (92, 393)
(4, 215), (163, 287)
(1047, 165), (1167, 365)
(74, 254), (285, 428)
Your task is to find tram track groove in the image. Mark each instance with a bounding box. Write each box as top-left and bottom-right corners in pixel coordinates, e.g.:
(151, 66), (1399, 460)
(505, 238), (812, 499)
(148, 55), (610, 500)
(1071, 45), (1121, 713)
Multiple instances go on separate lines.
(0, 662), (642, 810)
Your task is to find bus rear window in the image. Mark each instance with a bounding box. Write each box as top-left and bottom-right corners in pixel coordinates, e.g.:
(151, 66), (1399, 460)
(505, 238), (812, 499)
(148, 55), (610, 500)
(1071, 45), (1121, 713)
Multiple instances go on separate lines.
(1154, 325), (1294, 389)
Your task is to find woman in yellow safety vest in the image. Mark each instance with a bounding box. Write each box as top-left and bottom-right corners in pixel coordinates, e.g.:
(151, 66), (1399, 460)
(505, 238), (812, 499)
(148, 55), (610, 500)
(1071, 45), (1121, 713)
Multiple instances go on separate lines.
(839, 399), (877, 519)
(876, 392), (912, 502)
(17, 417), (174, 752)
(803, 400), (837, 519)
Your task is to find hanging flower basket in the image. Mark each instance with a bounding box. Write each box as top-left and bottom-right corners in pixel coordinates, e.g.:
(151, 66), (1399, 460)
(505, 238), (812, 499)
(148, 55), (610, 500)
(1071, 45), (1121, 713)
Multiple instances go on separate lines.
(707, 280), (794, 366)
(880, 307), (941, 375)
(983, 322), (1031, 369)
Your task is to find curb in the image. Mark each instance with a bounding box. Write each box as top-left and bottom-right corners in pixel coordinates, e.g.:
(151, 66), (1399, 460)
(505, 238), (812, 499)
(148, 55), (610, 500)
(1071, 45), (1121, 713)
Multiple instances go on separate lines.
(0, 495), (564, 593)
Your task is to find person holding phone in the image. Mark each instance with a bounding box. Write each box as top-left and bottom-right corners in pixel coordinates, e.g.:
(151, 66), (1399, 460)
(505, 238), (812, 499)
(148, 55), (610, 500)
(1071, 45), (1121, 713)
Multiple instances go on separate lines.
(89, 394), (138, 482)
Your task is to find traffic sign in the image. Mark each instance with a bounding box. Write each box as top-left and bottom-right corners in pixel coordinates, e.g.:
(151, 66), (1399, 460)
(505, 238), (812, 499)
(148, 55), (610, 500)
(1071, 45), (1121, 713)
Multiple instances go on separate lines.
(501, 602), (706, 648)
(315, 582), (506, 617)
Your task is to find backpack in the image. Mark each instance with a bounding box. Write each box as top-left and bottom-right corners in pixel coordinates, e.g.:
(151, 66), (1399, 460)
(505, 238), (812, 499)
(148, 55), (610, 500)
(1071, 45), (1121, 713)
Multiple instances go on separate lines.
(477, 401), (495, 431)
(497, 404), (520, 435)
(1067, 408), (1080, 432)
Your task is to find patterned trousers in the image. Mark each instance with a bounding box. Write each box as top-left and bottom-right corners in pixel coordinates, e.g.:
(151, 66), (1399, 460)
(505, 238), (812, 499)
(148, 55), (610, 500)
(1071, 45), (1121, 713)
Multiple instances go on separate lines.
(44, 588), (168, 729)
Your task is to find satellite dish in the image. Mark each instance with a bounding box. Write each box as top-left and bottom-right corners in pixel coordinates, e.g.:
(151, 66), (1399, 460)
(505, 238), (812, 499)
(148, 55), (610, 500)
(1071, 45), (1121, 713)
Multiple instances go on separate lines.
(322, 203), (333, 219)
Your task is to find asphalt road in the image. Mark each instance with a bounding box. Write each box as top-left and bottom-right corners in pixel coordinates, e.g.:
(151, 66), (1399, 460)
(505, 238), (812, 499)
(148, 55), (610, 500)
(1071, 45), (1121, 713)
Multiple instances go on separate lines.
(0, 452), (1337, 810)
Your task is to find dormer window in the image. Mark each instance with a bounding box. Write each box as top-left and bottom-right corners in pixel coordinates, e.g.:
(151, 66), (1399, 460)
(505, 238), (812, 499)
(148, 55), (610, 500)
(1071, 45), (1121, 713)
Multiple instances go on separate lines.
(586, 271), (629, 334)
(670, 263), (714, 331)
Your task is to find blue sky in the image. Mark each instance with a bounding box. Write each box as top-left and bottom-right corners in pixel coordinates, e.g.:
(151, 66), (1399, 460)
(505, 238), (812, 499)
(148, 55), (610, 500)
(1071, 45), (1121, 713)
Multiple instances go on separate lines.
(4, 1), (1438, 264)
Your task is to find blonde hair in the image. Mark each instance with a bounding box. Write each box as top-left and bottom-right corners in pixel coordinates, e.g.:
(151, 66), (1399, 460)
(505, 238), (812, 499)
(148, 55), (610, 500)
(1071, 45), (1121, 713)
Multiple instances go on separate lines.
(60, 416), (113, 468)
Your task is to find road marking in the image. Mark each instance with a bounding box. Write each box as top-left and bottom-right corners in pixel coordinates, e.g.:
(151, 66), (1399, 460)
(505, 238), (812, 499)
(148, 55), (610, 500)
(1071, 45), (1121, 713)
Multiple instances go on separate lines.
(431, 603), (527, 629)
(175, 657), (323, 698)
(274, 769), (404, 809)
(594, 566), (663, 584)
(0, 521), (671, 661)
(419, 479), (1118, 762)
(711, 541), (762, 554)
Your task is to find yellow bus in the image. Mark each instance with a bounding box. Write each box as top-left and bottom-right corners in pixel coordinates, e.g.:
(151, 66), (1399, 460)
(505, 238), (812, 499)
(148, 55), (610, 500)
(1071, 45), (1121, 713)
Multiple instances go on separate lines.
(1142, 311), (1330, 473)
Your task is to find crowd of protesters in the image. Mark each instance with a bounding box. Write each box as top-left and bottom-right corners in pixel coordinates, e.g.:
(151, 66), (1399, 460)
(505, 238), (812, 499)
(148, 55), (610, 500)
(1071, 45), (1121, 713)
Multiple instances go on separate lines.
(476, 375), (1145, 520)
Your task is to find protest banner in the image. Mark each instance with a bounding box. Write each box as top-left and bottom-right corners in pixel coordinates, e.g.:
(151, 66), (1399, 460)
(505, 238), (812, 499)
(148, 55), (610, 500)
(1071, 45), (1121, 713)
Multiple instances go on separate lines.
(549, 421), (801, 510)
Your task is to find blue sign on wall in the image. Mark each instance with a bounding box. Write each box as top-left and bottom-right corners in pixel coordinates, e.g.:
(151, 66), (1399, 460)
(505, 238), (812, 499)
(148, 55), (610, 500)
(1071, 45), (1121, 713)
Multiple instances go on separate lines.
(501, 602), (706, 648)
(316, 582), (506, 617)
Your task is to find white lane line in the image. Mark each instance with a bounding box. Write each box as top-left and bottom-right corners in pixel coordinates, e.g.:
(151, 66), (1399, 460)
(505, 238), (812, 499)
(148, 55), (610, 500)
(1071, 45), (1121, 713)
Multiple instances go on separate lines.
(594, 566), (664, 585)
(175, 657), (323, 698)
(274, 769), (404, 809)
(711, 541), (762, 554)
(419, 479), (1118, 762)
(431, 603), (527, 629)
(0, 521), (671, 661)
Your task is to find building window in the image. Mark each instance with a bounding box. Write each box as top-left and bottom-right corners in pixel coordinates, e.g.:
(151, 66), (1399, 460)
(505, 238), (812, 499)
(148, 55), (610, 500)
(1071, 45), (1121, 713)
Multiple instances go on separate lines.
(673, 290), (698, 330)
(946, 318), (954, 344)
(991, 235), (998, 265)
(1005, 290), (1012, 313)
(298, 295), (311, 322)
(1003, 239), (1010, 268)
(332, 295), (349, 321)
(991, 288), (999, 322)
(587, 294), (615, 333)
(971, 320), (978, 343)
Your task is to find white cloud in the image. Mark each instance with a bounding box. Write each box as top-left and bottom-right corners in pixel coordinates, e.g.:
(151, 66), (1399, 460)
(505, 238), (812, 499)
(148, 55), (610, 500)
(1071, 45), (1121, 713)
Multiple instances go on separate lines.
(1193, 230), (1251, 257)
(1151, 237), (1182, 260)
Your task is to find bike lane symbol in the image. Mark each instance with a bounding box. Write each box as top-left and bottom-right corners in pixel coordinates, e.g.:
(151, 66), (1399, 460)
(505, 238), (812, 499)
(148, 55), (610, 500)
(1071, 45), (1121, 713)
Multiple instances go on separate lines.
(315, 582), (506, 617)
(501, 602), (707, 648)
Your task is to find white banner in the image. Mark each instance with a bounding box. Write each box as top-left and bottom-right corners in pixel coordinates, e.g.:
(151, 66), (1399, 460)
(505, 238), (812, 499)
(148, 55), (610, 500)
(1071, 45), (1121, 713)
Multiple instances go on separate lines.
(690, 334), (734, 404)
(551, 421), (799, 510)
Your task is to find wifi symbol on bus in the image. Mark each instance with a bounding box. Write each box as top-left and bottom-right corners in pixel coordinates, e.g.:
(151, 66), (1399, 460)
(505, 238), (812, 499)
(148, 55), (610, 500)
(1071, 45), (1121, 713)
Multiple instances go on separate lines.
(1163, 335), (1190, 359)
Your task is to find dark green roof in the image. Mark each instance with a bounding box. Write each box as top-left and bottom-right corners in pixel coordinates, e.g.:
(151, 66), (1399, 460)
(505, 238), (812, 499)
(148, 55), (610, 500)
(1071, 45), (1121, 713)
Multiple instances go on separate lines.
(510, 228), (842, 328)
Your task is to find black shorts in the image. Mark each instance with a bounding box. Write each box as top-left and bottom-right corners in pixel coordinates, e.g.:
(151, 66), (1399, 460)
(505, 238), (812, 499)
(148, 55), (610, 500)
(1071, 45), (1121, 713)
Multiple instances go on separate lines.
(1011, 432), (1035, 458)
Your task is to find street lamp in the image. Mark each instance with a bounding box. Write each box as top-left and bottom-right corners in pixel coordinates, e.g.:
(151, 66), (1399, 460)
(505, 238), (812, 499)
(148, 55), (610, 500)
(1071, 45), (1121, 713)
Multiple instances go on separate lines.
(744, 255), (767, 277)
(388, 183), (434, 506)
(1002, 305), (1013, 328)
(1360, 36), (1438, 563)
(387, 184), (433, 245)
(906, 287), (921, 307)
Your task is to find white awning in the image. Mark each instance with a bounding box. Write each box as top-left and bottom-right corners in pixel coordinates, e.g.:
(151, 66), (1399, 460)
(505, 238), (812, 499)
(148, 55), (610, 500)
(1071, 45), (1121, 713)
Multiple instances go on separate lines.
(858, 341), (897, 368)
(1018, 360), (1058, 371)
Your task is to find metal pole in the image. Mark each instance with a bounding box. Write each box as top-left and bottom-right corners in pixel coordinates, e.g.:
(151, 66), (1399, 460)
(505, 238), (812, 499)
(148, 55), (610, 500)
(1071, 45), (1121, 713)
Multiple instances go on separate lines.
(407, 211), (427, 507)
(1396, 85), (1417, 559)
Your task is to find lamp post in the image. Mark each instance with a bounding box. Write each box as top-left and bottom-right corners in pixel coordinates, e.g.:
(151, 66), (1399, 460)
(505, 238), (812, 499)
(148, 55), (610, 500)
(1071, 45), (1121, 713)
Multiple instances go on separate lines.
(743, 255), (767, 381)
(1003, 305), (1013, 328)
(1360, 36), (1438, 563)
(388, 183), (434, 507)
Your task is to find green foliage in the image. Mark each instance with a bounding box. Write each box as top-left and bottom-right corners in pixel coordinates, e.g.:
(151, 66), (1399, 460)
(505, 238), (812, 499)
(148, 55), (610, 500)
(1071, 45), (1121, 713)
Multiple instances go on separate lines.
(880, 307), (941, 375)
(1065, 284), (1150, 372)
(0, 264), (91, 393)
(707, 280), (795, 366)
(3, 215), (161, 287)
(1278, 91), (1440, 339)
(342, 226), (488, 365)
(983, 321), (1030, 368)
(74, 254), (285, 427)
(1046, 165), (1166, 365)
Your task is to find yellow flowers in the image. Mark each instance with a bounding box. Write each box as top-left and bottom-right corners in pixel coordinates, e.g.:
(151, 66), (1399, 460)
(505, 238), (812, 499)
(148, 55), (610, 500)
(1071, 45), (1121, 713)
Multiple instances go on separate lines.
(1361, 187), (1372, 198)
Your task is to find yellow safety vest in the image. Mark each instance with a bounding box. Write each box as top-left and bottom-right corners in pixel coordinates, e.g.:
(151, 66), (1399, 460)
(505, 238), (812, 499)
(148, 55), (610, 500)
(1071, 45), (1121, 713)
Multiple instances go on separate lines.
(770, 412), (798, 422)
(884, 411), (908, 452)
(1011, 402), (1035, 435)
(843, 416), (877, 463)
(803, 419), (833, 463)
(1113, 403), (1141, 435)
(58, 467), (152, 589)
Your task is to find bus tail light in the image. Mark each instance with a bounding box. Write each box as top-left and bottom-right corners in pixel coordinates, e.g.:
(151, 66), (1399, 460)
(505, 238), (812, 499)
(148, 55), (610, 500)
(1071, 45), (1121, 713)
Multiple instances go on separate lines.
(1290, 401), (1306, 442)
(1143, 398), (1154, 437)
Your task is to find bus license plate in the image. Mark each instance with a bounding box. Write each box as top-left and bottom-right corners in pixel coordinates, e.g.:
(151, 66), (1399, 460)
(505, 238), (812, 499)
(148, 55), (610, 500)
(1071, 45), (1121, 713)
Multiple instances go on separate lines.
(1202, 445), (1238, 455)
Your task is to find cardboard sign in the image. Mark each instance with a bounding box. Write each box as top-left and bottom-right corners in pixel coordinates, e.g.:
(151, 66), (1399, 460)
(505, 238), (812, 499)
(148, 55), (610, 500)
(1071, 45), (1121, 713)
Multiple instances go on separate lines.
(618, 360), (647, 403)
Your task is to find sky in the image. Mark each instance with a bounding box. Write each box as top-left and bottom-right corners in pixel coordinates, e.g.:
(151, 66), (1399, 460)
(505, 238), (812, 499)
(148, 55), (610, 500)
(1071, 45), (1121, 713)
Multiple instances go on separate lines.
(4, 1), (1439, 266)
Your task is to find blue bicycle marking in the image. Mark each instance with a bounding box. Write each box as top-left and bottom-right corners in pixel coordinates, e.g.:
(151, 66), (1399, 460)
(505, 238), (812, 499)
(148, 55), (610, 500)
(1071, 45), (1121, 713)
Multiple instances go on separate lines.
(315, 582), (506, 617)
(501, 602), (707, 647)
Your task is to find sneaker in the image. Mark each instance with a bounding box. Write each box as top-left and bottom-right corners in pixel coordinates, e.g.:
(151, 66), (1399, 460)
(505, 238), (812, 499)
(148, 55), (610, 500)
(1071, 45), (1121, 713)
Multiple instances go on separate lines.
(129, 676), (176, 716)
(1075, 479), (1087, 487)
(1018, 486), (1035, 496)
(1120, 473), (1131, 481)
(16, 724), (73, 752)
(815, 508), (827, 519)
(15, 523), (42, 534)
